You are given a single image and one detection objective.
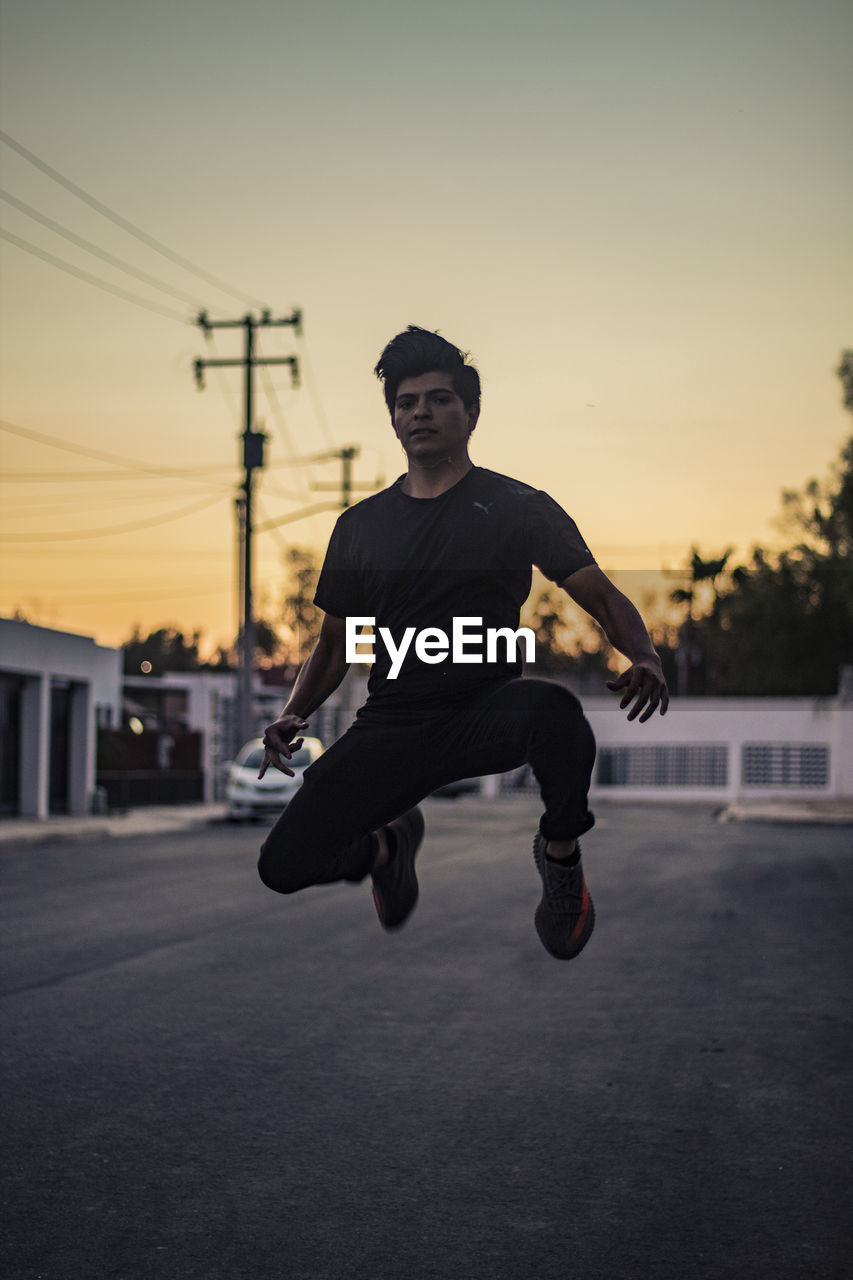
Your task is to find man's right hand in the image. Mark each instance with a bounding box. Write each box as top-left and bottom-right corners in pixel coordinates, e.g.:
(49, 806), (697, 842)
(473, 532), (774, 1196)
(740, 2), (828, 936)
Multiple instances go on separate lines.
(258, 714), (310, 778)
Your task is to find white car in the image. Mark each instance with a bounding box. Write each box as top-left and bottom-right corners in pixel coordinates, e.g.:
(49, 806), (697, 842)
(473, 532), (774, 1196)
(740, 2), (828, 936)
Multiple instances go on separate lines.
(225, 736), (324, 821)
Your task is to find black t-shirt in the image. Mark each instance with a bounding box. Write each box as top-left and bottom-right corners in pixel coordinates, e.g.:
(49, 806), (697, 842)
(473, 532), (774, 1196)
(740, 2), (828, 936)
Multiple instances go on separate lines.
(314, 466), (596, 720)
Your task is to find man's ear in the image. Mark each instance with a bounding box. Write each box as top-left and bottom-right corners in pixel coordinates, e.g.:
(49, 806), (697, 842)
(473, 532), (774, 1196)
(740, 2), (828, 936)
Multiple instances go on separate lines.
(467, 404), (480, 436)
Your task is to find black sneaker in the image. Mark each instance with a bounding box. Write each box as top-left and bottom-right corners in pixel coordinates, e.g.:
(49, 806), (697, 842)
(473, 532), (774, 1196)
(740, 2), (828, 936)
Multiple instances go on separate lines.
(533, 833), (595, 960)
(371, 806), (425, 930)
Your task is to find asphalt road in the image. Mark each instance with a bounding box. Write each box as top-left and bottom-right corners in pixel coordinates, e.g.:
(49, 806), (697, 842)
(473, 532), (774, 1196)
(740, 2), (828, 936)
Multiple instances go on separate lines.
(1, 798), (851, 1280)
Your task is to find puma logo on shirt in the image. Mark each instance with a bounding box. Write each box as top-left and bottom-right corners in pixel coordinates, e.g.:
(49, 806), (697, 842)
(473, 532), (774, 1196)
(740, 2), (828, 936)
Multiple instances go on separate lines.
(473, 502), (494, 516)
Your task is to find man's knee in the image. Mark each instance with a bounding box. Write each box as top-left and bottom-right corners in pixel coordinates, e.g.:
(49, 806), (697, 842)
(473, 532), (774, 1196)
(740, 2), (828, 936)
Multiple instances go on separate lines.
(257, 843), (309, 895)
(528, 679), (586, 724)
(528, 681), (596, 755)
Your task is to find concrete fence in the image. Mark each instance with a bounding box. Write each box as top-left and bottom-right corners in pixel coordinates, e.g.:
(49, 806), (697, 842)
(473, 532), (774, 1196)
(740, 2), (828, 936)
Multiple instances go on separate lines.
(494, 691), (853, 803)
(6, 612), (849, 820)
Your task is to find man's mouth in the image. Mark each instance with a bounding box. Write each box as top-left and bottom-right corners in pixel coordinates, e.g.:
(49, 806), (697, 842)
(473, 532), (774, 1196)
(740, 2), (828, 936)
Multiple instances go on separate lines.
(409, 427), (436, 438)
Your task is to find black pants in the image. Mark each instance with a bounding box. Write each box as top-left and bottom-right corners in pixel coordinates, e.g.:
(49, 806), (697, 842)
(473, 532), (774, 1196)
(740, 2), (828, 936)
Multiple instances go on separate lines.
(257, 678), (596, 894)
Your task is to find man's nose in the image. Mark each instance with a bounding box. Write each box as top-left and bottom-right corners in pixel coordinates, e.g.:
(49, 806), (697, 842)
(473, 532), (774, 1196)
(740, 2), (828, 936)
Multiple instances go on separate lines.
(413, 399), (431, 417)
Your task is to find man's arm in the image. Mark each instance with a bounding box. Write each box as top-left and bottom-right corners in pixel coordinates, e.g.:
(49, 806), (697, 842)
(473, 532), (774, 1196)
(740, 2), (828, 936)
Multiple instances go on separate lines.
(258, 612), (350, 777)
(560, 565), (669, 722)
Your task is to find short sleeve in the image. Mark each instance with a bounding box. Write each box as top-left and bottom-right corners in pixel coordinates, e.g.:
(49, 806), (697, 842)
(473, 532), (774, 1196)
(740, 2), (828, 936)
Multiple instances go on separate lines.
(525, 490), (596, 584)
(313, 515), (365, 618)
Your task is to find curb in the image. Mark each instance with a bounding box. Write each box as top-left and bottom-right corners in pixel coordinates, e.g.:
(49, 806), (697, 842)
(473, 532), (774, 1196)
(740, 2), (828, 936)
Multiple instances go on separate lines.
(719, 804), (853, 827)
(0, 806), (228, 847)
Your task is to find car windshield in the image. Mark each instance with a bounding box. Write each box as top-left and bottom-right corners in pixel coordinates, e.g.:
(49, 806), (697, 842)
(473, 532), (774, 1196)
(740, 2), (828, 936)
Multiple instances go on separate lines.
(239, 746), (313, 771)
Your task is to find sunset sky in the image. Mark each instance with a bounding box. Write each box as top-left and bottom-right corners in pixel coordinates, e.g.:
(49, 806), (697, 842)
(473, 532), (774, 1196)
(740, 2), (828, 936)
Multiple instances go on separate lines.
(1, 0), (851, 653)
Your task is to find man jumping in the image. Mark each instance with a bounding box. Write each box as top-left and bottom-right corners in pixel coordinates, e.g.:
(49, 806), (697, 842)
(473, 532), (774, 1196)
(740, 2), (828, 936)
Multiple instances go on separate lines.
(257, 326), (668, 959)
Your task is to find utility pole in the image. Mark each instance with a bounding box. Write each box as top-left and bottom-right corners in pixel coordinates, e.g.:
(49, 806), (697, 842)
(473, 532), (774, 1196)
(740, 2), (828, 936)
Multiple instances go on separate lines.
(194, 309), (300, 747)
(253, 447), (382, 535)
(310, 447), (372, 508)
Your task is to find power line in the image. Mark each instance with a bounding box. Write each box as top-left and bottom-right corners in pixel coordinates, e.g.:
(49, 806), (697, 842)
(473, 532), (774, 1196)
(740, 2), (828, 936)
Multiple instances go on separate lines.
(0, 129), (268, 310)
(2, 583), (230, 606)
(258, 359), (298, 460)
(206, 332), (244, 427)
(254, 501), (340, 533)
(2, 461), (299, 482)
(255, 497), (291, 556)
(0, 492), (226, 542)
(0, 418), (231, 487)
(0, 188), (206, 309)
(11, 544), (233, 559)
(0, 227), (188, 322)
(2, 486), (230, 515)
(298, 338), (337, 450)
(2, 466), (236, 482)
(255, 482), (317, 502)
(257, 359), (320, 516)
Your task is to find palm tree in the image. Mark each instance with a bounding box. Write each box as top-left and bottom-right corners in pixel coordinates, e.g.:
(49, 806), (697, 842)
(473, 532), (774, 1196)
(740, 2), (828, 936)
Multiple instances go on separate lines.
(671, 547), (733, 694)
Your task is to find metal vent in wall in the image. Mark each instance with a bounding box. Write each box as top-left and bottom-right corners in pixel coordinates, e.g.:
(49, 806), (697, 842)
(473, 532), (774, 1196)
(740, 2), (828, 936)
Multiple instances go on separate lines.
(741, 743), (829, 788)
(596, 744), (729, 788)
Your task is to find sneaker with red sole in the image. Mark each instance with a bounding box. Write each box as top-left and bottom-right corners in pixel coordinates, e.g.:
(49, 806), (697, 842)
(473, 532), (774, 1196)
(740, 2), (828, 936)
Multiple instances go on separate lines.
(371, 806), (425, 930)
(533, 833), (595, 959)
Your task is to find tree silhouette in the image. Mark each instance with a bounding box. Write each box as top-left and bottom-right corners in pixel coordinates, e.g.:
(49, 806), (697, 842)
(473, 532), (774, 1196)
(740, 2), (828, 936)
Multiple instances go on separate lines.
(280, 547), (321, 665)
(122, 627), (202, 676)
(687, 351), (853, 695)
(522, 581), (613, 683)
(670, 547), (734, 693)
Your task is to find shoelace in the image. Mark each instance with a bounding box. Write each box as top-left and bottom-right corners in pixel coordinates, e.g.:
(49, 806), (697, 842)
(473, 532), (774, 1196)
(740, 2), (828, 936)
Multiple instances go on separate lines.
(545, 867), (584, 911)
(536, 839), (584, 909)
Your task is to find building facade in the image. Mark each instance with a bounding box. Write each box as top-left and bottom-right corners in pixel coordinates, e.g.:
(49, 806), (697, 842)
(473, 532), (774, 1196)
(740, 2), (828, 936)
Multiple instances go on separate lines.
(0, 619), (122, 818)
(4, 614), (850, 820)
(119, 666), (367, 802)
(497, 670), (853, 805)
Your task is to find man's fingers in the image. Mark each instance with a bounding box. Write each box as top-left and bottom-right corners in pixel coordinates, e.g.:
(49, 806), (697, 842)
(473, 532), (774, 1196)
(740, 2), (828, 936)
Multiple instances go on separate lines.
(258, 746), (301, 779)
(258, 752), (277, 779)
(626, 686), (651, 719)
(620, 673), (643, 710)
(637, 694), (660, 723)
(634, 678), (669, 722)
(261, 729), (306, 758)
(608, 665), (668, 721)
(626, 669), (662, 719)
(258, 754), (295, 778)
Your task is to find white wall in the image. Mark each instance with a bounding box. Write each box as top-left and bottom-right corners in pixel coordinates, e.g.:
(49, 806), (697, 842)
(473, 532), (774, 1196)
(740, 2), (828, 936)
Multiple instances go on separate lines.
(117, 667), (853, 807)
(0, 618), (122, 712)
(0, 619), (122, 817)
(131, 670), (351, 802)
(582, 692), (852, 802)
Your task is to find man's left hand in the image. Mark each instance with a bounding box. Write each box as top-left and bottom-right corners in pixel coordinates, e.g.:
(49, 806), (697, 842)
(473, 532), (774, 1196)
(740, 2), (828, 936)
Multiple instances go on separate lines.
(606, 659), (669, 723)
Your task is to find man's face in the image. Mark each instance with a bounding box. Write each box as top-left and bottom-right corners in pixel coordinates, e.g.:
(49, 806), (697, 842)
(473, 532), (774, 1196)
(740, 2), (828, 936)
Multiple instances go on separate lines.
(392, 371), (479, 462)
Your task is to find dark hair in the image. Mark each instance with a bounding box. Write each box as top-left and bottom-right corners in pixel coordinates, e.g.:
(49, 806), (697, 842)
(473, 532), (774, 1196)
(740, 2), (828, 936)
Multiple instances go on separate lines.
(374, 325), (481, 416)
